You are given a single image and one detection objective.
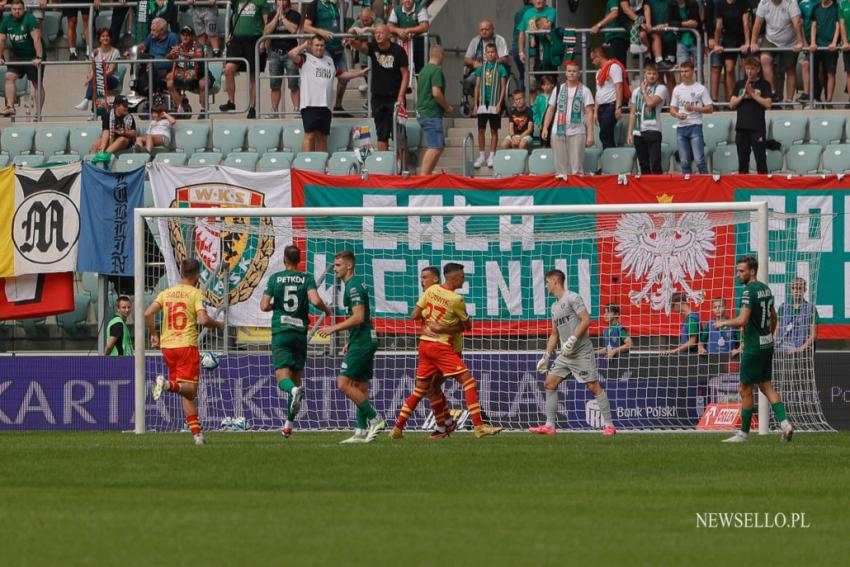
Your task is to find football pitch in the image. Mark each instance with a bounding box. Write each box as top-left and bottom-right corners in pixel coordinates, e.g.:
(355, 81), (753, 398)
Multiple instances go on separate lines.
(2, 431), (849, 567)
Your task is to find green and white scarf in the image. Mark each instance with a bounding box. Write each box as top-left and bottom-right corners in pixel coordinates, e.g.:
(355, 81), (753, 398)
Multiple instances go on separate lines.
(479, 61), (503, 113)
(555, 84), (584, 136)
(633, 83), (658, 134)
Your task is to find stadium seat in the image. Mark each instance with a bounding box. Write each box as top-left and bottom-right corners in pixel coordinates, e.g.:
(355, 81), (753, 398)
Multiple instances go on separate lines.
(153, 152), (187, 166)
(711, 145), (738, 174)
(247, 123), (282, 154)
(35, 126), (70, 156)
(256, 151), (294, 171)
(808, 115), (845, 148)
(785, 144), (823, 175)
(1, 126), (35, 158)
(327, 151), (360, 175)
(492, 149), (528, 177)
(292, 152), (328, 172)
(69, 125), (103, 155)
(659, 142), (673, 173)
(281, 124), (305, 152)
(614, 119), (628, 146)
(144, 180), (154, 207)
(212, 123), (247, 154)
(821, 144), (850, 174)
(223, 152), (259, 171)
(187, 152), (223, 166)
(661, 119), (678, 148)
(47, 154), (81, 164)
(173, 123), (210, 154)
(748, 149), (784, 173)
(364, 151), (396, 175)
(81, 272), (99, 303)
(583, 147), (602, 174)
(0, 155), (8, 168)
(402, 120), (422, 153)
(701, 115), (732, 153)
(328, 123), (352, 153)
(12, 154), (44, 168)
(600, 147), (635, 174)
(528, 148), (555, 175)
(56, 295), (91, 337)
(41, 11), (61, 44)
(770, 114), (807, 150)
(112, 153), (150, 172)
(17, 316), (48, 338)
(206, 62), (223, 96)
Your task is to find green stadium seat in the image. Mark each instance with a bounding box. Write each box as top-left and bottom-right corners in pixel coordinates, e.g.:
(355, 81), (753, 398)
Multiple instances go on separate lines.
(223, 152), (259, 171)
(327, 151), (360, 175)
(492, 149), (528, 177)
(112, 153), (150, 172)
(1, 126), (35, 158)
(659, 142), (673, 173)
(206, 61), (223, 96)
(748, 149), (785, 173)
(785, 144), (822, 175)
(808, 115), (845, 148)
(35, 126), (70, 156)
(770, 114), (807, 150)
(144, 180), (154, 207)
(47, 154), (81, 164)
(256, 152), (294, 172)
(173, 123), (210, 154)
(364, 151), (396, 175)
(711, 145), (738, 174)
(661, 120), (678, 148)
(18, 316), (48, 338)
(821, 144), (850, 174)
(12, 154), (44, 168)
(42, 11), (62, 44)
(247, 123), (282, 154)
(702, 115), (732, 153)
(328, 123), (352, 153)
(402, 120), (421, 153)
(212, 123), (247, 154)
(187, 152), (223, 167)
(600, 147), (635, 174)
(583, 147), (602, 174)
(153, 152), (187, 166)
(69, 125), (103, 155)
(56, 294), (92, 337)
(0, 155), (8, 168)
(528, 148), (555, 175)
(614, 119), (628, 146)
(292, 151), (328, 172)
(281, 124), (305, 152)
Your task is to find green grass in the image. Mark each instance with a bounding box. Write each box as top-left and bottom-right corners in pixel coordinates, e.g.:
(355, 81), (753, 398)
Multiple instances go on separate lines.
(2, 431), (849, 567)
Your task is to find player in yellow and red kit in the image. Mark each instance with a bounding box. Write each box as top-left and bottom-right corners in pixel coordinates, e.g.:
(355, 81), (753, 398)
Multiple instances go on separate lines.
(145, 258), (224, 445)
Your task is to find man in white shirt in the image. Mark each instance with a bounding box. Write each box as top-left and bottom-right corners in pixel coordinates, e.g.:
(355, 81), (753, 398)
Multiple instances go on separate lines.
(669, 60), (713, 178)
(750, 0), (805, 102)
(462, 20), (510, 99)
(541, 61), (596, 177)
(591, 46), (624, 150)
(626, 63), (668, 174)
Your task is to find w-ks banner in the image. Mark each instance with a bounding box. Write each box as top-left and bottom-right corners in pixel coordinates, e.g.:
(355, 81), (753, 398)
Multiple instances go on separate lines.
(148, 163), (292, 327)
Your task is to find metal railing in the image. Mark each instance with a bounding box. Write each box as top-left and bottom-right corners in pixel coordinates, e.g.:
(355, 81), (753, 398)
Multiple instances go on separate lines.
(392, 101), (417, 174)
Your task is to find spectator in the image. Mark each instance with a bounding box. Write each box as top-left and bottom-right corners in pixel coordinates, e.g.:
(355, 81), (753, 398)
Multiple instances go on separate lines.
(92, 95), (136, 156)
(416, 44), (452, 175)
(591, 0), (627, 67)
(304, 0), (349, 112)
(799, 0), (820, 102)
(513, 0), (534, 90)
(750, 0), (805, 102)
(129, 17), (179, 95)
(517, 0), (556, 74)
(472, 43), (508, 169)
(541, 60), (596, 177)
(626, 63), (668, 174)
(533, 16), (578, 71)
(597, 304), (632, 359)
(591, 46), (625, 150)
(348, 7), (382, 94)
(57, 0), (91, 60)
(729, 56), (772, 173)
(619, 0), (649, 54)
(387, 0), (430, 73)
(776, 277), (818, 352)
(645, 0), (675, 73)
(347, 23), (409, 151)
(167, 25), (208, 118)
(219, 0), (268, 119)
(3, 1), (46, 23)
(662, 291), (700, 354)
(288, 36), (366, 152)
(105, 296), (133, 356)
(669, 59), (712, 178)
(75, 28), (120, 112)
(135, 103), (175, 153)
(840, 0), (850, 101)
(98, 0), (129, 46)
(132, 1), (179, 43)
(668, 0), (703, 65)
(713, 0), (752, 102)
(187, 0), (222, 57)
(810, 0), (840, 102)
(502, 89), (534, 150)
(463, 20), (510, 102)
(699, 297), (741, 355)
(265, 0), (302, 113)
(532, 73), (556, 145)
(0, 0), (44, 117)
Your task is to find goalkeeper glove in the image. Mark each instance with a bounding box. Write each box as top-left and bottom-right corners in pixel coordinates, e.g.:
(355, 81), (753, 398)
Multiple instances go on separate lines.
(536, 353), (550, 374)
(561, 335), (577, 357)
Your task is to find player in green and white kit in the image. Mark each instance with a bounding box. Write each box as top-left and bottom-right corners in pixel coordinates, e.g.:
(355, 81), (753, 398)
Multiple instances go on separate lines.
(317, 251), (385, 444)
(714, 255), (794, 443)
(260, 245), (332, 438)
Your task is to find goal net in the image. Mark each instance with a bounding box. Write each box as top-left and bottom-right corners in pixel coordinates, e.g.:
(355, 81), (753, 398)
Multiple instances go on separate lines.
(134, 203), (834, 434)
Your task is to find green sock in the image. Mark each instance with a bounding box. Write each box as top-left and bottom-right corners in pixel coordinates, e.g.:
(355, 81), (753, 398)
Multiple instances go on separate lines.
(772, 402), (788, 422)
(355, 407), (367, 430)
(741, 407), (754, 434)
(277, 378), (296, 394)
(357, 400), (377, 421)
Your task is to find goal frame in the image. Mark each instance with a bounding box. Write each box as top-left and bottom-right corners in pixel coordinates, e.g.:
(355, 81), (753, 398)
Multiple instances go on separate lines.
(133, 201), (771, 434)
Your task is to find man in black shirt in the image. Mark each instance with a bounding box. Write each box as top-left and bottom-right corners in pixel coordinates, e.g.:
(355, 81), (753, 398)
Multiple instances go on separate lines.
(346, 24), (410, 151)
(92, 96), (137, 156)
(729, 57), (771, 173)
(264, 0), (302, 113)
(713, 0), (752, 103)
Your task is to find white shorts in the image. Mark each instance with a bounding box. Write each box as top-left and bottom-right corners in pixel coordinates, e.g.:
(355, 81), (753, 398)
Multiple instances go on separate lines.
(549, 352), (598, 383)
(192, 6), (218, 37)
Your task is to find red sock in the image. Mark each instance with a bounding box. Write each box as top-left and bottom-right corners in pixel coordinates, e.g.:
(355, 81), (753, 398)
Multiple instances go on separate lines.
(429, 392), (448, 429)
(395, 386), (426, 430)
(186, 414), (201, 436)
(462, 377), (483, 426)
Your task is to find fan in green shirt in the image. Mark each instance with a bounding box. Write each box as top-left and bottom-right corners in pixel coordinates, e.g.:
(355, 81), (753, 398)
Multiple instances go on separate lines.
(0, 2), (44, 117)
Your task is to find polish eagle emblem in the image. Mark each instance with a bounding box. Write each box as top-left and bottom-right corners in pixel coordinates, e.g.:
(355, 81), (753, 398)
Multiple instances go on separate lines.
(614, 212), (716, 314)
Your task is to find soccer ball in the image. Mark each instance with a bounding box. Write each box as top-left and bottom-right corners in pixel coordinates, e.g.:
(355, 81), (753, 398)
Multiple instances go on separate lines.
(201, 351), (220, 370)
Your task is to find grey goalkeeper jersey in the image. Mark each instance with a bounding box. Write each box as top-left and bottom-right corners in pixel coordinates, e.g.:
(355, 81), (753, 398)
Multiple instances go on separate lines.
(552, 291), (592, 356)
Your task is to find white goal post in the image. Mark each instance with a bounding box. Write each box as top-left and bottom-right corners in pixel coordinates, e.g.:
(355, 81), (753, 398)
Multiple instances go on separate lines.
(134, 200), (828, 435)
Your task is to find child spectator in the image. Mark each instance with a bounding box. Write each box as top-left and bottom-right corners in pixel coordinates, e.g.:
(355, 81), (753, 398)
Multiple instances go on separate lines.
(699, 297), (741, 355)
(502, 89), (534, 149)
(597, 304), (633, 359)
(135, 104), (176, 153)
(799, 0), (820, 102)
(626, 63), (668, 174)
(472, 43), (509, 169)
(662, 291), (701, 354)
(167, 25), (208, 118)
(541, 61), (596, 177)
(92, 96), (136, 158)
(810, 0), (840, 102)
(532, 74), (556, 146)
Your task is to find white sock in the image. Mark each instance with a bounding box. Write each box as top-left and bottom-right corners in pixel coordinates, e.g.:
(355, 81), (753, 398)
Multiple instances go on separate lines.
(595, 391), (614, 427)
(478, 151), (485, 158)
(780, 419), (791, 428)
(354, 428), (365, 437)
(655, 56), (662, 63)
(70, 48), (77, 54)
(545, 389), (558, 428)
(284, 419), (293, 429)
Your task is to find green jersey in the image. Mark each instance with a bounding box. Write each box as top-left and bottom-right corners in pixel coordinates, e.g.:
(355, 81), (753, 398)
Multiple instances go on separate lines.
(740, 280), (775, 354)
(233, 0), (268, 38)
(0, 12), (39, 60)
(306, 0), (343, 52)
(603, 0), (627, 43)
(343, 275), (376, 347)
(801, 0), (821, 31)
(812, 0), (839, 46)
(416, 62), (446, 118)
(265, 269), (317, 334)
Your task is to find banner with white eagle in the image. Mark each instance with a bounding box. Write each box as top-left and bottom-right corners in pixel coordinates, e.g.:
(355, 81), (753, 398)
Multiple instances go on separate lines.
(149, 163), (292, 327)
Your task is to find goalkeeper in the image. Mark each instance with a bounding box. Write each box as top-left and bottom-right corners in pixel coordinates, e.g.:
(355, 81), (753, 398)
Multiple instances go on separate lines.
(260, 245), (332, 439)
(530, 269), (616, 436)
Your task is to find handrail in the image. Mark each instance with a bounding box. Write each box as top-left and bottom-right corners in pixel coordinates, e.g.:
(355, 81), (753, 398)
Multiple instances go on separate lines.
(391, 101), (417, 174)
(462, 132), (474, 177)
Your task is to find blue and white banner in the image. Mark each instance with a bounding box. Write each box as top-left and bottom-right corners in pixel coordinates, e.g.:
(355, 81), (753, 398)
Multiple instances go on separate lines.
(77, 163), (144, 276)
